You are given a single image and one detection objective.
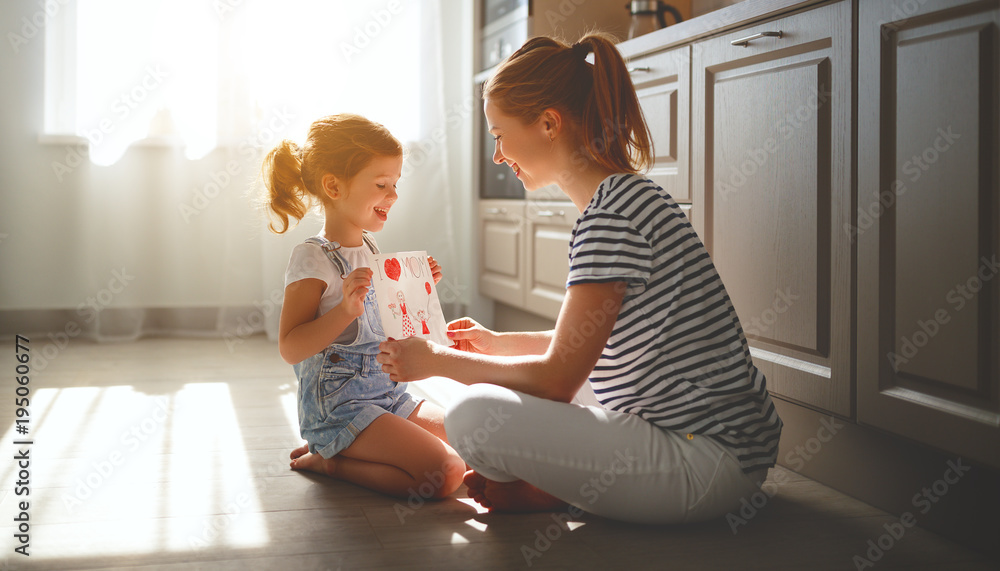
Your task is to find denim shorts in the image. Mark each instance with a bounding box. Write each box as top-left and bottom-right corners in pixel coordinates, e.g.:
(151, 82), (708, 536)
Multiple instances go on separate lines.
(294, 343), (421, 459)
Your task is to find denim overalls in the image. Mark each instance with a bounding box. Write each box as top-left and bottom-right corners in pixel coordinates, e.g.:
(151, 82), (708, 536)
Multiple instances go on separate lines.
(292, 234), (420, 459)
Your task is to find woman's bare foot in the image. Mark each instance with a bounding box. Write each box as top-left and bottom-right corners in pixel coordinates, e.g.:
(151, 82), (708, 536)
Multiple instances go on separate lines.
(463, 470), (568, 513)
(289, 444), (337, 476)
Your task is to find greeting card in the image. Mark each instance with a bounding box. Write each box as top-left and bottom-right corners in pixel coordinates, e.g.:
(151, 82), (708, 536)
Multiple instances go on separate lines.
(366, 250), (450, 346)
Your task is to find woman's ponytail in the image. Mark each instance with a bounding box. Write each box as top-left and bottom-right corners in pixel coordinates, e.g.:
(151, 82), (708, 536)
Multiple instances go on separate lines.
(483, 32), (653, 174)
(577, 34), (653, 173)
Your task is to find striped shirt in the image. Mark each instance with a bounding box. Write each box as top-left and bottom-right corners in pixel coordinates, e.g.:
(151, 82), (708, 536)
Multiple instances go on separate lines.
(567, 173), (783, 473)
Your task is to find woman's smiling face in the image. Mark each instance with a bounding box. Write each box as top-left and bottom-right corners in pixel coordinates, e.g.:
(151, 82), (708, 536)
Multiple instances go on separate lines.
(484, 99), (553, 192)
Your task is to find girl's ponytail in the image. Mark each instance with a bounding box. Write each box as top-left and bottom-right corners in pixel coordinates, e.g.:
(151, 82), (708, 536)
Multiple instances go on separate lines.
(576, 34), (653, 173)
(483, 32), (653, 174)
(260, 140), (312, 234)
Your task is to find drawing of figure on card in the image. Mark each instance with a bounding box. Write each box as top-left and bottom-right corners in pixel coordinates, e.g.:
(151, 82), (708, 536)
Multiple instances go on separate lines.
(367, 250), (450, 346)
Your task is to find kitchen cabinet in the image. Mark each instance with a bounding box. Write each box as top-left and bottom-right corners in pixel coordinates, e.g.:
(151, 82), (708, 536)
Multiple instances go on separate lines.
(690, 1), (853, 417)
(478, 199), (577, 322)
(524, 202), (576, 318)
(479, 200), (526, 308)
(856, 0), (1000, 468)
(629, 45), (691, 203)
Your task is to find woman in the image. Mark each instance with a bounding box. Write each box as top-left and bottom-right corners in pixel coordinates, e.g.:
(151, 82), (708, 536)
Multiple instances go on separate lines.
(377, 33), (782, 524)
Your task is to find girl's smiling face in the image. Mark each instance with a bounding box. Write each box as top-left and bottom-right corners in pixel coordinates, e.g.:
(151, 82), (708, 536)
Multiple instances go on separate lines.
(484, 99), (554, 192)
(325, 154), (402, 239)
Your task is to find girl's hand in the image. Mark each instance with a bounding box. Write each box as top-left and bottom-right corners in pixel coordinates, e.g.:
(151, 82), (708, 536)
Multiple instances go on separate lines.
(377, 337), (438, 382)
(446, 318), (496, 354)
(427, 255), (443, 285)
(340, 267), (373, 318)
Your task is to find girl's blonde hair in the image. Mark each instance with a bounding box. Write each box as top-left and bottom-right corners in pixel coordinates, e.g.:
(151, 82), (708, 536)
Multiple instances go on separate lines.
(259, 114), (402, 234)
(483, 33), (653, 174)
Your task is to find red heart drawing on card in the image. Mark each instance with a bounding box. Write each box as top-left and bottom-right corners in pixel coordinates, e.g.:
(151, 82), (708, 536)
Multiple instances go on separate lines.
(384, 258), (402, 281)
(425, 281), (432, 294)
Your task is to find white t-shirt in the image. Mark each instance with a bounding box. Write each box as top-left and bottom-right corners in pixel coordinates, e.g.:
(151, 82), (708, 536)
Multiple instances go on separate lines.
(284, 238), (373, 345)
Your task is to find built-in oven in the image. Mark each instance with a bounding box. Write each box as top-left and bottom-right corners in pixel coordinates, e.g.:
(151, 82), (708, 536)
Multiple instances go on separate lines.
(482, 0), (527, 27)
(478, 83), (525, 199)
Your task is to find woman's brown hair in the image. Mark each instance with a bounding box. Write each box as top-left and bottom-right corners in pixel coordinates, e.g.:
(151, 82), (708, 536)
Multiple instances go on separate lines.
(482, 32), (653, 174)
(259, 114), (402, 234)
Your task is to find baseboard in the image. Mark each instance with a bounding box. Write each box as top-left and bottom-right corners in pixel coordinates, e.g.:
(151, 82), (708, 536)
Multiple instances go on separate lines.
(772, 397), (1000, 559)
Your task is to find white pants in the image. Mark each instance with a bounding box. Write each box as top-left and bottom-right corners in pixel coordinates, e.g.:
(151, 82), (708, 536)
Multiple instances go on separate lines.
(444, 383), (767, 525)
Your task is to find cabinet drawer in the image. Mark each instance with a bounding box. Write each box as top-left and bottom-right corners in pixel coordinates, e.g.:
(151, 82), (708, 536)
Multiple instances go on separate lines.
(524, 202), (575, 319)
(479, 200), (526, 308)
(627, 48), (684, 88)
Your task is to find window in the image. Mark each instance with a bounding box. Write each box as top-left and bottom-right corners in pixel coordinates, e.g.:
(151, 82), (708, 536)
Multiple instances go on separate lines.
(44, 0), (427, 165)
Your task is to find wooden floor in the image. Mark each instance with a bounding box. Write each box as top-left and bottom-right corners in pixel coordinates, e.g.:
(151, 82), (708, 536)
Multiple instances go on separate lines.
(0, 336), (994, 570)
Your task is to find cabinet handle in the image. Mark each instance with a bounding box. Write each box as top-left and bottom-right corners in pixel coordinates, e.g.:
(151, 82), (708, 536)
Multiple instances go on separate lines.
(485, 207), (508, 215)
(731, 30), (783, 47)
(535, 210), (565, 217)
(627, 66), (651, 74)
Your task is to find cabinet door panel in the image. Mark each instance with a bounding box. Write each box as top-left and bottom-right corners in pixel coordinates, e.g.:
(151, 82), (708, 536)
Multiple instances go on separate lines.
(692, 1), (852, 416)
(524, 203), (575, 319)
(712, 59), (830, 356)
(858, 0), (1000, 469)
(479, 200), (526, 308)
(631, 46), (691, 202)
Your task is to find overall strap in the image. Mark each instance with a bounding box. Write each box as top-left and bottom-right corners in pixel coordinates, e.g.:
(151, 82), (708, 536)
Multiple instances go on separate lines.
(304, 236), (350, 279)
(362, 231), (380, 254)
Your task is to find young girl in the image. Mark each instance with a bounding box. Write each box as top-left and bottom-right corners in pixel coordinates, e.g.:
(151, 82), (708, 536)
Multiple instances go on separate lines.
(377, 34), (783, 524)
(260, 114), (464, 499)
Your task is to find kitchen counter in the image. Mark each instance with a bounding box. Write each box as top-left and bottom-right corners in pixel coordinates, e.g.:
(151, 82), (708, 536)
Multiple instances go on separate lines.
(617, 0), (828, 58)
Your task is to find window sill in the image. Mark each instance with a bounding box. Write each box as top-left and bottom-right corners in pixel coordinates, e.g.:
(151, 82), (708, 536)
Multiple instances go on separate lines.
(37, 134), (187, 148)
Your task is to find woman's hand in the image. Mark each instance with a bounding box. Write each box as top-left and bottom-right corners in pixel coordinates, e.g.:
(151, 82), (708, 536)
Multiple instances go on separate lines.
(377, 337), (439, 383)
(427, 255), (443, 285)
(340, 267), (373, 318)
(446, 318), (497, 354)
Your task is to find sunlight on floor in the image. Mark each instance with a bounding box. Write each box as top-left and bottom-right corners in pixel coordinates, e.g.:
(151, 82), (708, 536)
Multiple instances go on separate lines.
(0, 382), (271, 559)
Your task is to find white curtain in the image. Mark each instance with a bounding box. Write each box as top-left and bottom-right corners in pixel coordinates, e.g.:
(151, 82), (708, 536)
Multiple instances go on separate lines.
(0, 0), (460, 348)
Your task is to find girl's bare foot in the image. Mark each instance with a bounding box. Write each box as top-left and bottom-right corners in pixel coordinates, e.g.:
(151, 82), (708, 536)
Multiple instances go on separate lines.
(464, 470), (568, 513)
(290, 443), (309, 460)
(289, 446), (337, 476)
